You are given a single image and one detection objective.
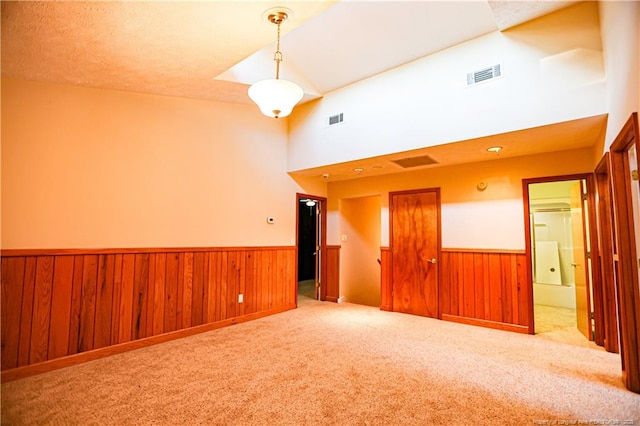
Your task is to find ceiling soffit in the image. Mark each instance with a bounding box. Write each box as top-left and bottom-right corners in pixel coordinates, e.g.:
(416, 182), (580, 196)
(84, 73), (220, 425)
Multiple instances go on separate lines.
(289, 114), (608, 182)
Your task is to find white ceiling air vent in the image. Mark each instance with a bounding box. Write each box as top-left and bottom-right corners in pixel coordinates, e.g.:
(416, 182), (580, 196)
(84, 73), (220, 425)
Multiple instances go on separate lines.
(326, 113), (344, 127)
(467, 64), (502, 86)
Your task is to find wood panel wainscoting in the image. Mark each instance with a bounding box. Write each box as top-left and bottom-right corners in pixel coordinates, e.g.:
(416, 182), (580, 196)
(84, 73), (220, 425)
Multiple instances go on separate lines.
(324, 246), (341, 303)
(380, 247), (529, 334)
(0, 246), (296, 382)
(440, 249), (529, 334)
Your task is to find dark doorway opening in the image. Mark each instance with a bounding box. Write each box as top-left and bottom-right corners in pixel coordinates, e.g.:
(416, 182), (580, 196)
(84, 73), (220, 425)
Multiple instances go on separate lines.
(298, 199), (317, 281)
(296, 194), (326, 303)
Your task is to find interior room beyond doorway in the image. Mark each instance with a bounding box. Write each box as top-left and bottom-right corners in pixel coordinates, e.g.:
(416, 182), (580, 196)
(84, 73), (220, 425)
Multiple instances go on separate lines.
(528, 179), (592, 342)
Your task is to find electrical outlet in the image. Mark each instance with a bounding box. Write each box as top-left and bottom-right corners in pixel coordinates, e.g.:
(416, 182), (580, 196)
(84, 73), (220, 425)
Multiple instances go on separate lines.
(238, 294), (244, 303)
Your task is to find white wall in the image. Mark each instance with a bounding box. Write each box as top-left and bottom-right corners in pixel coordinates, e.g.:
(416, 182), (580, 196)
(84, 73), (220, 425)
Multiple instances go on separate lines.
(288, 2), (606, 172)
(327, 147), (595, 249)
(599, 0), (640, 149)
(1, 78), (316, 249)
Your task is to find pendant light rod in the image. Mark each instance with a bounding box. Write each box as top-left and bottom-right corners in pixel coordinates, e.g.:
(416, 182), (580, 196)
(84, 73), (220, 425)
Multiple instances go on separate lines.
(268, 11), (287, 80)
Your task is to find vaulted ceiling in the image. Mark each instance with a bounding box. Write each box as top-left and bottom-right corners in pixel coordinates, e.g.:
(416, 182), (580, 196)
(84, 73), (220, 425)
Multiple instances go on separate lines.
(3, 1), (604, 180)
(2, 1), (578, 105)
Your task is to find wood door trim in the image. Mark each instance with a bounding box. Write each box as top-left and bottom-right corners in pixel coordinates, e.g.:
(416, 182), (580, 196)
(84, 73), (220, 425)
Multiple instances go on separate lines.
(585, 172), (606, 346)
(571, 181), (593, 340)
(522, 174), (602, 337)
(609, 112), (640, 393)
(594, 153), (620, 353)
(380, 247), (392, 311)
(521, 173), (596, 186)
(295, 193), (328, 303)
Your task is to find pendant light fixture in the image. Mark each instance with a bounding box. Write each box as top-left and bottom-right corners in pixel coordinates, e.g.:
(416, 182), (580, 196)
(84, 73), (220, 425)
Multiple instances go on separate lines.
(248, 8), (304, 119)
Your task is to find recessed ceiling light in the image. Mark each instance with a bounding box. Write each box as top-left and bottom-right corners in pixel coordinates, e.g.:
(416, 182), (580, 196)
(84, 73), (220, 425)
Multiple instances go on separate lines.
(353, 168), (364, 173)
(487, 146), (502, 153)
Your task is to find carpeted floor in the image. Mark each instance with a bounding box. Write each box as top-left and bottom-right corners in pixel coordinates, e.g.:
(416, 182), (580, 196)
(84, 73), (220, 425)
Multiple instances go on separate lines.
(2, 297), (639, 425)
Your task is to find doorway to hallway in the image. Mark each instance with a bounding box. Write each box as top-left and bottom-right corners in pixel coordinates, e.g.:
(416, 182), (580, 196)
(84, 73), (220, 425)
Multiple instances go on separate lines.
(296, 194), (326, 304)
(339, 195), (381, 307)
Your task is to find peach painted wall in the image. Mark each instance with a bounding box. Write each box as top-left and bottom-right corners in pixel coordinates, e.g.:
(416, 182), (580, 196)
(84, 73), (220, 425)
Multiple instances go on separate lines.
(1, 78), (322, 249)
(339, 196), (381, 306)
(599, 0), (640, 150)
(327, 147), (594, 250)
(287, 2), (605, 172)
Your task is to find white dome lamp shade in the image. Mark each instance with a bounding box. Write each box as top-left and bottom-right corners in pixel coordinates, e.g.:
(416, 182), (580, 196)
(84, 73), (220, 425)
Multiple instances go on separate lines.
(248, 9), (304, 119)
(248, 78), (303, 119)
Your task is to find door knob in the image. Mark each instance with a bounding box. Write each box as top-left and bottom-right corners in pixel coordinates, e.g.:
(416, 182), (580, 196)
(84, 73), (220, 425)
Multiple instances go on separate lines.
(428, 258), (437, 264)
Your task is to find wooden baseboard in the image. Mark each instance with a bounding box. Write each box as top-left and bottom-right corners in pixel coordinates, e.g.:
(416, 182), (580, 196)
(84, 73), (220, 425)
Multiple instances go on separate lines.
(1, 304), (296, 383)
(380, 305), (392, 312)
(325, 296), (339, 303)
(441, 314), (530, 334)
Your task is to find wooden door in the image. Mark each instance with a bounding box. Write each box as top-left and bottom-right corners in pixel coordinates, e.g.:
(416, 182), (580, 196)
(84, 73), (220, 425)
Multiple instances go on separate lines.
(314, 202), (322, 300)
(610, 113), (640, 393)
(595, 154), (620, 353)
(391, 189), (440, 318)
(570, 181), (592, 340)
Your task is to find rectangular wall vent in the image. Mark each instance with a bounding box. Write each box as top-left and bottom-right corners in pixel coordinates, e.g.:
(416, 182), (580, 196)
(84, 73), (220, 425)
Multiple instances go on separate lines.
(467, 64), (502, 86)
(391, 155), (438, 169)
(328, 113), (344, 126)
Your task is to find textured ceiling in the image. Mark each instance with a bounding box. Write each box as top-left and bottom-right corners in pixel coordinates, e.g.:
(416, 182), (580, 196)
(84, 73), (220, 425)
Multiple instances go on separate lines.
(1, 1), (578, 104)
(0, 1), (335, 103)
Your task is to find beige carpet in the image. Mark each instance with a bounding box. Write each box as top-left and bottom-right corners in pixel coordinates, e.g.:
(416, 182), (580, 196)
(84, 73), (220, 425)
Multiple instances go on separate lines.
(2, 297), (639, 425)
